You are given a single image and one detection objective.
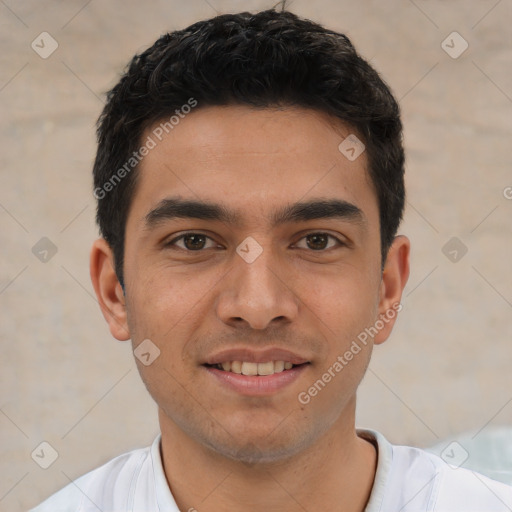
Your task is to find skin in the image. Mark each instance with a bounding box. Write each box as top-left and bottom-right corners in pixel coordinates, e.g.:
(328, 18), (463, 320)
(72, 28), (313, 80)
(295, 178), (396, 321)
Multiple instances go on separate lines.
(90, 105), (410, 512)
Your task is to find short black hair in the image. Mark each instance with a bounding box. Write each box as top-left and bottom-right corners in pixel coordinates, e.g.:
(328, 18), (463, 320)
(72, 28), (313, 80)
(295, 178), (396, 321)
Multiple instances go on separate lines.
(93, 7), (405, 288)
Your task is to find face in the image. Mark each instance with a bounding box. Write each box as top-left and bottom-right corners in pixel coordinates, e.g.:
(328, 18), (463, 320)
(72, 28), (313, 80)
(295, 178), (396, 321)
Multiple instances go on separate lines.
(92, 105), (409, 464)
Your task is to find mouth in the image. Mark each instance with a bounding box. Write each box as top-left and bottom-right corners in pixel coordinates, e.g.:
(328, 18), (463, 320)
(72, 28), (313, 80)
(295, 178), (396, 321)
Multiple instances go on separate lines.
(202, 349), (311, 396)
(204, 360), (308, 376)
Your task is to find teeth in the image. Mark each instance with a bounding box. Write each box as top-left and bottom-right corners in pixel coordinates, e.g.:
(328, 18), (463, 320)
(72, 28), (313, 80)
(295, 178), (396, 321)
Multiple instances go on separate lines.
(274, 360), (285, 373)
(241, 362), (258, 376)
(231, 361), (242, 374)
(214, 360), (297, 375)
(257, 361), (274, 375)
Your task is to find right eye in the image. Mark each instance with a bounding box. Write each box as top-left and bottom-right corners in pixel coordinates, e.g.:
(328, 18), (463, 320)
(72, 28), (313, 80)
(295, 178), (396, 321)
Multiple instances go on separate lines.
(165, 232), (220, 251)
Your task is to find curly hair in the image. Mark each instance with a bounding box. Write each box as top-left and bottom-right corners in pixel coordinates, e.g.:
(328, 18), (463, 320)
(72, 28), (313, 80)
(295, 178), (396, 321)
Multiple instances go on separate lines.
(93, 8), (405, 287)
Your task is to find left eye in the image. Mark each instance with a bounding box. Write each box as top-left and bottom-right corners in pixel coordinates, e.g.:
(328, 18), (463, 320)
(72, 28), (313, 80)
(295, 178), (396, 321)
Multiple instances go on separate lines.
(294, 233), (342, 251)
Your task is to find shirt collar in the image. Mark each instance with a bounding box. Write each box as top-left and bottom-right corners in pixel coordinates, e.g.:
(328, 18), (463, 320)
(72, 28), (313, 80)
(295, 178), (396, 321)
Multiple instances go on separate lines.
(357, 428), (393, 512)
(150, 434), (180, 510)
(149, 429), (393, 511)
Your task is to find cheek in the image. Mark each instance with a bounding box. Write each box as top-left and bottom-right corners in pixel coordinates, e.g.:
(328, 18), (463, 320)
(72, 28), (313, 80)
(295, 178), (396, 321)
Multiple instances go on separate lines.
(297, 338), (373, 429)
(297, 265), (380, 342)
(125, 263), (226, 383)
(294, 265), (379, 409)
(127, 262), (217, 332)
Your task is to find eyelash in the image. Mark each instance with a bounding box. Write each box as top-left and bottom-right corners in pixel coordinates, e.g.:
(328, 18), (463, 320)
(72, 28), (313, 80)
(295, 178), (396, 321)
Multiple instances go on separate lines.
(165, 232), (345, 252)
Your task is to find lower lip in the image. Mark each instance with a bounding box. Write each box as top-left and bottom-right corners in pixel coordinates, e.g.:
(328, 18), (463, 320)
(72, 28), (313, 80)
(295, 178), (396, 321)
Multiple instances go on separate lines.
(204, 365), (308, 396)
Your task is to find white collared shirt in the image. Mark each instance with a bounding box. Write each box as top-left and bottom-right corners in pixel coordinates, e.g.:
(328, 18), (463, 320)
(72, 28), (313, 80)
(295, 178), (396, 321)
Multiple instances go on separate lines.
(30, 429), (512, 511)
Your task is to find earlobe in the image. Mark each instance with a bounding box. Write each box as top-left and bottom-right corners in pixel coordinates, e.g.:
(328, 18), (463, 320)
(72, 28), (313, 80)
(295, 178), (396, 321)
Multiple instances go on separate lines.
(89, 238), (131, 341)
(373, 235), (410, 345)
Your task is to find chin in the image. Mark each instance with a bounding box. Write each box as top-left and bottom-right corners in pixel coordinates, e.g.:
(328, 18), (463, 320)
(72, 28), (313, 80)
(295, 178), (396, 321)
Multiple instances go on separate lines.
(209, 440), (304, 466)
(201, 425), (315, 466)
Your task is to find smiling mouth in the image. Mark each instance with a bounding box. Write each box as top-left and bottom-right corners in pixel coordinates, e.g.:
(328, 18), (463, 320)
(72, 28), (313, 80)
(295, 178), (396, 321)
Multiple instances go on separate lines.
(204, 361), (309, 376)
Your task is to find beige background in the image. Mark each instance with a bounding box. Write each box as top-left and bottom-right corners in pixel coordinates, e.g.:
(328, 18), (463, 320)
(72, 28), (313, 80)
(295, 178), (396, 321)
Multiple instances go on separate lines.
(1, 0), (511, 510)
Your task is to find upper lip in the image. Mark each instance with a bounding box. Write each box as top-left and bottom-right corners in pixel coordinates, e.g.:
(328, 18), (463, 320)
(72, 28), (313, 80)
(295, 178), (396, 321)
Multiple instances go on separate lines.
(203, 347), (310, 365)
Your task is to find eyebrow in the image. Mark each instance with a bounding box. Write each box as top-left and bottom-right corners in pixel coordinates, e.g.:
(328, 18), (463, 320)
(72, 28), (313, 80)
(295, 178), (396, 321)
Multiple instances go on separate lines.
(144, 196), (365, 229)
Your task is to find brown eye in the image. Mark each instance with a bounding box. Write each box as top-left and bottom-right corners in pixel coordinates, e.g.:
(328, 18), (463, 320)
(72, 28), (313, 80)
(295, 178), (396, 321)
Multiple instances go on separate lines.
(307, 233), (329, 250)
(167, 233), (217, 251)
(295, 233), (342, 251)
(182, 234), (207, 250)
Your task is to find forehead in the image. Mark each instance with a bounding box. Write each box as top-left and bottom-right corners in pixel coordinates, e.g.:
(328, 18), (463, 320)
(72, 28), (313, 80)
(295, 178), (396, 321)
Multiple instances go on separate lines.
(127, 105), (378, 229)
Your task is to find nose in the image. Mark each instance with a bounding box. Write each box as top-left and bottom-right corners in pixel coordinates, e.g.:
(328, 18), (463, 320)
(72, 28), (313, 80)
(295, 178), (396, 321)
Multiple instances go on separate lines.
(215, 242), (300, 330)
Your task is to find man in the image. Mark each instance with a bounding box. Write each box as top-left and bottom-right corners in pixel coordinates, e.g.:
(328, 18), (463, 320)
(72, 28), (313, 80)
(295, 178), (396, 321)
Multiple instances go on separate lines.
(31, 7), (512, 512)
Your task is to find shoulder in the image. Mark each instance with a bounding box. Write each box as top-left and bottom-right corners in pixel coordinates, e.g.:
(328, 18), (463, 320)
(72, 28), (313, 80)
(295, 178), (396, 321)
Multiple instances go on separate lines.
(29, 444), (153, 512)
(360, 429), (512, 512)
(392, 442), (512, 511)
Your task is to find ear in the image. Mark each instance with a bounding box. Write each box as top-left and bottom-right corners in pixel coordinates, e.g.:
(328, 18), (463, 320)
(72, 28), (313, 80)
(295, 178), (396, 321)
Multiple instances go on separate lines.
(373, 235), (410, 345)
(89, 238), (130, 341)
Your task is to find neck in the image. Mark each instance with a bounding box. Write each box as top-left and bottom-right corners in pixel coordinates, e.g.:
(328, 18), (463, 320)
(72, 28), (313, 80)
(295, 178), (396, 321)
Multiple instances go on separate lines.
(159, 398), (377, 512)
